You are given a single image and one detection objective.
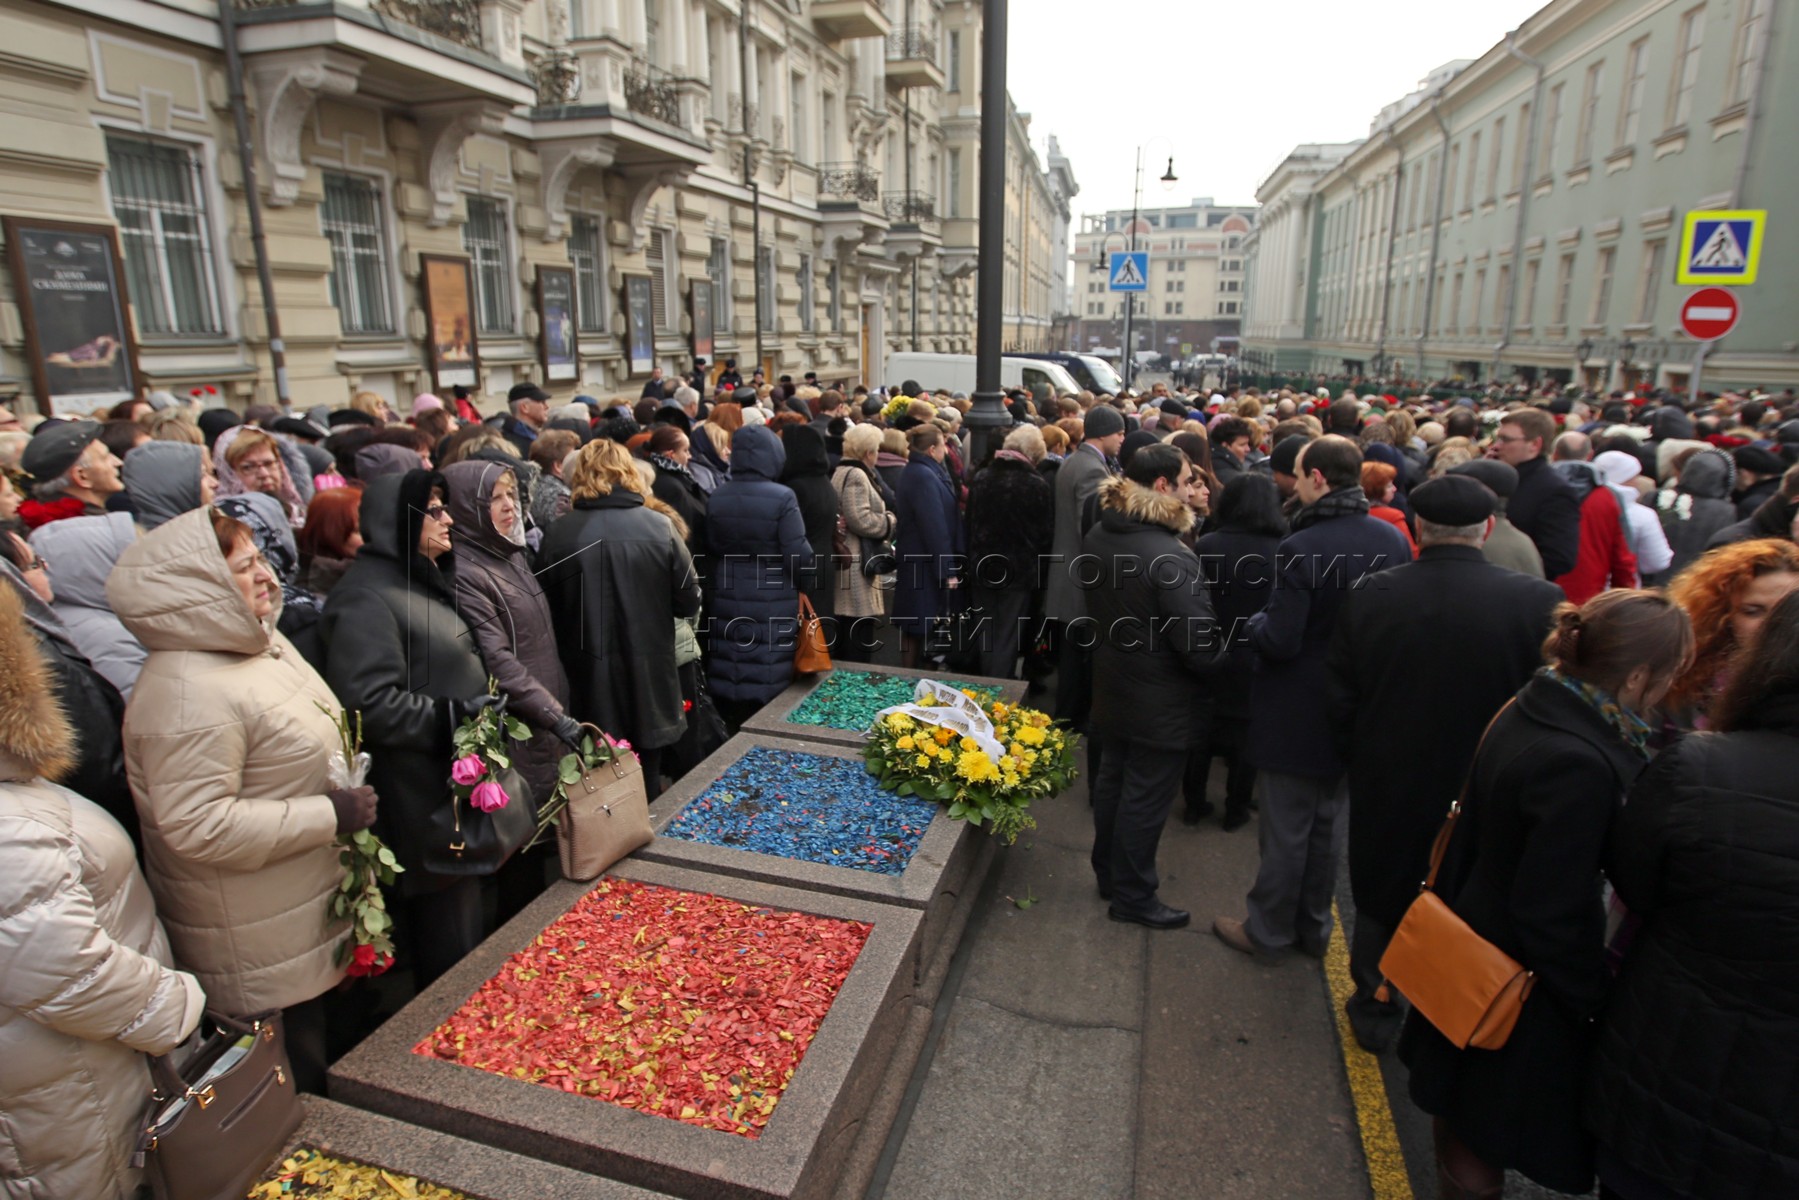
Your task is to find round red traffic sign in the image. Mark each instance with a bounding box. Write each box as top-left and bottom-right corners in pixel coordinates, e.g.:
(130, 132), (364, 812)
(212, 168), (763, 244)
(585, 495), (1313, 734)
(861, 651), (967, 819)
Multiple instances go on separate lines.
(1680, 287), (1740, 341)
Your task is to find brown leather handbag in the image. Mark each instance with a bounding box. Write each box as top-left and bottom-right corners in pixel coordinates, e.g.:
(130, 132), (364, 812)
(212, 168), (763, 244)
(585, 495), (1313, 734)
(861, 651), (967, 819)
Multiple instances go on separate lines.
(134, 1009), (302, 1200)
(1377, 703), (1537, 1051)
(794, 593), (832, 674)
(557, 725), (652, 881)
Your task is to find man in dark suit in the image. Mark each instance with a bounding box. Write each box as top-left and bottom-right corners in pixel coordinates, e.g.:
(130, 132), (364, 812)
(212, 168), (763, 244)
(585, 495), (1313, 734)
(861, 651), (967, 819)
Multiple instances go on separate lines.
(1325, 475), (1564, 1051)
(1214, 435), (1410, 961)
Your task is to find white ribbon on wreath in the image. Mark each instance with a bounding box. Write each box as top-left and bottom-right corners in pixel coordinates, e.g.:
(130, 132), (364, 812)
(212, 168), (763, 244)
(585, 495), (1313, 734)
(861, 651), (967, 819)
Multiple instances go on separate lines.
(872, 679), (1009, 765)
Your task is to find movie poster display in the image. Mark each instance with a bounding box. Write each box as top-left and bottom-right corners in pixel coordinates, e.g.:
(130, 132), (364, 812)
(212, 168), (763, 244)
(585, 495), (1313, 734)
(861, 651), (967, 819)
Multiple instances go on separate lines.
(421, 254), (479, 390)
(536, 266), (578, 382)
(623, 274), (654, 375)
(4, 218), (140, 415)
(689, 280), (714, 362)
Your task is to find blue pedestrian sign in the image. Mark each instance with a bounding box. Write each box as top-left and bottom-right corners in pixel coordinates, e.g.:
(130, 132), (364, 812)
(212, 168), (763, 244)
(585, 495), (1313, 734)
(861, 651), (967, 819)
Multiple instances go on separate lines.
(1677, 209), (1764, 285)
(1108, 251), (1149, 292)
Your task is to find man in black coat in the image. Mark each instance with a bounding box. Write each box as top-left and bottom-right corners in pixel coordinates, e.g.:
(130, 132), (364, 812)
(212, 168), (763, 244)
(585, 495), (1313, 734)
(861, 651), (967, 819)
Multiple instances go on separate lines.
(1494, 407), (1581, 578)
(1084, 445), (1221, 929)
(1214, 435), (1411, 960)
(1326, 475), (1563, 1052)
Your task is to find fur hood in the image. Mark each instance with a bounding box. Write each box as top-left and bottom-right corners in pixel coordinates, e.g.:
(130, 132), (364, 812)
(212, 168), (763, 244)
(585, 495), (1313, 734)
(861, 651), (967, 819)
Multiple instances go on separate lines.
(0, 581), (75, 783)
(1097, 475), (1195, 536)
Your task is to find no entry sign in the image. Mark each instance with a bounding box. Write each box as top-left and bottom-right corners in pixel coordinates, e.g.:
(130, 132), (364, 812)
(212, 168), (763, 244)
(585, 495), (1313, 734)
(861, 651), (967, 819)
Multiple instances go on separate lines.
(1680, 288), (1741, 341)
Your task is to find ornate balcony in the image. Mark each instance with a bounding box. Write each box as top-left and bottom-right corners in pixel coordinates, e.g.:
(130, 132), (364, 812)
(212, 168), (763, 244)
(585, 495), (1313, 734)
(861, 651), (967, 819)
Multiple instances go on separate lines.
(532, 46), (580, 107)
(237, 0), (484, 53)
(818, 161), (881, 204)
(624, 59), (682, 127)
(886, 28), (944, 90)
(882, 191), (937, 228)
(811, 0), (891, 42)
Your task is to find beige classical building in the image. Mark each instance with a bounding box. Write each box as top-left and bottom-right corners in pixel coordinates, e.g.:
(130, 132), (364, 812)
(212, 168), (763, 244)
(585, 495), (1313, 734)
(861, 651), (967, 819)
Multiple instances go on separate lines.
(0, 0), (1074, 414)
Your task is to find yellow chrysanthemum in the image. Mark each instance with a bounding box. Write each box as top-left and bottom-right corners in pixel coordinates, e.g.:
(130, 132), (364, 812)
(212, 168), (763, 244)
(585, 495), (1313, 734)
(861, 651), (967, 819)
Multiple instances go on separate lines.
(959, 736), (981, 753)
(933, 727), (955, 746)
(915, 754), (932, 768)
(1016, 725), (1046, 746)
(886, 713), (914, 731)
(1001, 771), (1020, 787)
(895, 735), (915, 750)
(999, 756), (1016, 773)
(956, 750), (996, 781)
(1009, 742), (1026, 760)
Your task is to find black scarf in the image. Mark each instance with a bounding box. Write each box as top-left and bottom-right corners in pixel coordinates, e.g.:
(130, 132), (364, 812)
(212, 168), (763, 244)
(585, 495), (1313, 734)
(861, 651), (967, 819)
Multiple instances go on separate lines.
(650, 452), (692, 480)
(1290, 485), (1370, 531)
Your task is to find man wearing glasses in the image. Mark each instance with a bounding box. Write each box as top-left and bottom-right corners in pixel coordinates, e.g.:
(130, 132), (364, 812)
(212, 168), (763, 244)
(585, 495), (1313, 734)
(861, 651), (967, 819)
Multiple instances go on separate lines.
(1487, 407), (1579, 579)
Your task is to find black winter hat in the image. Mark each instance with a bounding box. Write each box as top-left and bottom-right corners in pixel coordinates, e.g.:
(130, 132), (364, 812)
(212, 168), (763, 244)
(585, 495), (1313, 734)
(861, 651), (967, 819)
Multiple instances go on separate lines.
(1411, 475), (1495, 526)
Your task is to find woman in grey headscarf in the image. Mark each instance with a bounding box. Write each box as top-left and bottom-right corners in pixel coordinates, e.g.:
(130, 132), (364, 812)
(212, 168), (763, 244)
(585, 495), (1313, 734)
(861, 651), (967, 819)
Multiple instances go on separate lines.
(212, 491), (326, 670)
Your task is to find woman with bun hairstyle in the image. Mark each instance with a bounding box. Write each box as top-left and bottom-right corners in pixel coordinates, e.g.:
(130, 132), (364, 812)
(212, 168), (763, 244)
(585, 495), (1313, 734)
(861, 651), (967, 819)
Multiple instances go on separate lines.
(1664, 538), (1799, 728)
(1400, 590), (1694, 1199)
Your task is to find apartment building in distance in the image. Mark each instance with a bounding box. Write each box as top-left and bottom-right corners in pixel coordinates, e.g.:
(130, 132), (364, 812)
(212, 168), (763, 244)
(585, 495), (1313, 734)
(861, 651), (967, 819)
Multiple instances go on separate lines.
(1071, 197), (1257, 361)
(0, 0), (1075, 414)
(1241, 0), (1798, 391)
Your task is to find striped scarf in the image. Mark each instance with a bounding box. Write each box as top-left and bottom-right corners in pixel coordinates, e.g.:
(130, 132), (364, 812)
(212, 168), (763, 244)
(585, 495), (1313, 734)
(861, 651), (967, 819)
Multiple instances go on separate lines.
(1538, 665), (1651, 759)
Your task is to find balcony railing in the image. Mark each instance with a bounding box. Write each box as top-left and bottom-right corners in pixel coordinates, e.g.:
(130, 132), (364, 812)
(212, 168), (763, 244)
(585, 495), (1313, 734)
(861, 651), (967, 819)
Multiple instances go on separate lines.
(237, 0), (486, 53)
(818, 161), (881, 204)
(624, 59), (681, 127)
(883, 191), (937, 226)
(887, 28), (938, 62)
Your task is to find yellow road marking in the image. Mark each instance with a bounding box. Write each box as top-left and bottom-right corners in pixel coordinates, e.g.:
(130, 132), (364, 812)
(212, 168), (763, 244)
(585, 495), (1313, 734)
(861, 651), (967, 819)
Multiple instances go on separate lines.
(1326, 900), (1413, 1200)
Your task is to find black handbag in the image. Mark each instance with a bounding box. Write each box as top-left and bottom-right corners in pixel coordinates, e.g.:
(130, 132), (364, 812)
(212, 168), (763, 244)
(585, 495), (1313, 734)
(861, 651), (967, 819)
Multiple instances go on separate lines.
(860, 534), (898, 578)
(135, 1010), (302, 1200)
(423, 763), (536, 875)
(668, 661), (729, 778)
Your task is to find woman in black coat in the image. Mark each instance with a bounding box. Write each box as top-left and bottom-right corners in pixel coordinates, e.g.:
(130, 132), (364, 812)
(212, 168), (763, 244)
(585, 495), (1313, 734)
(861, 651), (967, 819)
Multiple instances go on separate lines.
(1586, 590), (1799, 1200)
(646, 425), (710, 589)
(700, 425), (811, 727)
(779, 424), (838, 622)
(890, 423), (964, 669)
(538, 441), (701, 799)
(1190, 473), (1286, 830)
(321, 469), (493, 989)
(964, 424), (1053, 678)
(1400, 590), (1694, 1199)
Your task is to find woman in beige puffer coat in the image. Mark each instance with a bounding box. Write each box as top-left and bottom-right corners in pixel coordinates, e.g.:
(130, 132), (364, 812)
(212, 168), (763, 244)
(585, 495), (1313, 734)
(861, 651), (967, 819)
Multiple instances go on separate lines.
(109, 506), (377, 1094)
(0, 579), (203, 1200)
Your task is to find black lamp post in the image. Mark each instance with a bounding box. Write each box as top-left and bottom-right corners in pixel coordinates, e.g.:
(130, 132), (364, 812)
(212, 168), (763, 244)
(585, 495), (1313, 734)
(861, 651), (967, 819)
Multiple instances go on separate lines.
(966, 0), (1011, 468)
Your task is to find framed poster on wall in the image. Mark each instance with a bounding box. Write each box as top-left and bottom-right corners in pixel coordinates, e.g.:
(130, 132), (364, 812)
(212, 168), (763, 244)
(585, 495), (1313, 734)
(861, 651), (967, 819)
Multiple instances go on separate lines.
(622, 274), (654, 375)
(3, 217), (141, 416)
(536, 265), (578, 383)
(689, 280), (713, 362)
(421, 254), (479, 391)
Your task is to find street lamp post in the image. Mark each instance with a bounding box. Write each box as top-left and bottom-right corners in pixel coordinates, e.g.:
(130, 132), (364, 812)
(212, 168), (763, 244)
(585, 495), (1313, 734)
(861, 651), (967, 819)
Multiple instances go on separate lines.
(966, 0), (1010, 467)
(1121, 150), (1177, 393)
(1575, 338), (1595, 391)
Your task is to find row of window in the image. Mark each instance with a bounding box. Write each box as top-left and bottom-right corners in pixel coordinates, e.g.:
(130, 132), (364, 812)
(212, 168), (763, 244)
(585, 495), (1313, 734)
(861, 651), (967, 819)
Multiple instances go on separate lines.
(100, 131), (857, 346)
(1080, 300), (1241, 317)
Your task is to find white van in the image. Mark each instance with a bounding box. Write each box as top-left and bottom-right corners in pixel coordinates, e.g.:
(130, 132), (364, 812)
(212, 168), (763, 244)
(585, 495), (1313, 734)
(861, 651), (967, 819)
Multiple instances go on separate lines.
(883, 353), (1080, 399)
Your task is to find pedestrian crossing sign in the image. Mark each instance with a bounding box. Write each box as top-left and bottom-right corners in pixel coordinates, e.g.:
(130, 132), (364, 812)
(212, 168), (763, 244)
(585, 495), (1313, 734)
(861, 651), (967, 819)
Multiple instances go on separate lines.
(1108, 251), (1149, 292)
(1677, 209), (1764, 285)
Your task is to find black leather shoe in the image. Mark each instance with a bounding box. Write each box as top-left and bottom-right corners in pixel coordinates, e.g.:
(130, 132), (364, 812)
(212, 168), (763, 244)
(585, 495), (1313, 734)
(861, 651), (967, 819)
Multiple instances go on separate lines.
(1180, 799), (1215, 826)
(1108, 902), (1191, 930)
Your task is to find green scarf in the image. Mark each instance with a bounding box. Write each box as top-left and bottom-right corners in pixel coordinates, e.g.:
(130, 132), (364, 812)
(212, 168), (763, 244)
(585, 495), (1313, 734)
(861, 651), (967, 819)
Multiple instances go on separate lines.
(1538, 666), (1652, 759)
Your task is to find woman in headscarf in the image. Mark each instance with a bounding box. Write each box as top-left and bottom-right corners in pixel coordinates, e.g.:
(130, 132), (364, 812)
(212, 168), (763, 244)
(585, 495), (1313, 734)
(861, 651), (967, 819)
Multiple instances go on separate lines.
(213, 490), (327, 670)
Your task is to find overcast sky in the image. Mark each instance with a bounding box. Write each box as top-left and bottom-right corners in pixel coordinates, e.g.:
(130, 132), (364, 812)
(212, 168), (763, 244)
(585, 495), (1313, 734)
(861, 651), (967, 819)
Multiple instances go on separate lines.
(1007, 0), (1551, 218)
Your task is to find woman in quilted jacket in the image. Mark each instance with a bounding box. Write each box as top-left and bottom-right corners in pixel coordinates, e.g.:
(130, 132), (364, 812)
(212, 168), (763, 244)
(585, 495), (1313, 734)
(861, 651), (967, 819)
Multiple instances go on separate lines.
(0, 579), (202, 1199)
(111, 506), (378, 1093)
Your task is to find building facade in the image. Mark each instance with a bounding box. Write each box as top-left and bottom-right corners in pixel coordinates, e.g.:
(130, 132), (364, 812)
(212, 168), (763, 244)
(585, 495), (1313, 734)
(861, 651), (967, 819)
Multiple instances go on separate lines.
(1241, 0), (1798, 392)
(0, 0), (1074, 415)
(1071, 197), (1257, 362)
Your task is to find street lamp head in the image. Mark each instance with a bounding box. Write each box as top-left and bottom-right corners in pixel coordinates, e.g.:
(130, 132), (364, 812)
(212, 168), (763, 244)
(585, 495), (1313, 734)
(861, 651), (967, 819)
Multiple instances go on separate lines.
(1618, 338), (1636, 362)
(1576, 338), (1595, 361)
(1160, 157), (1178, 188)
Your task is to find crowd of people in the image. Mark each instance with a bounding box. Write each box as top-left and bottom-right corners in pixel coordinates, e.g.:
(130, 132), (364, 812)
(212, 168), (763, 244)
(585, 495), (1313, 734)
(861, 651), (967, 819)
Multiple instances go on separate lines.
(0, 366), (1796, 1199)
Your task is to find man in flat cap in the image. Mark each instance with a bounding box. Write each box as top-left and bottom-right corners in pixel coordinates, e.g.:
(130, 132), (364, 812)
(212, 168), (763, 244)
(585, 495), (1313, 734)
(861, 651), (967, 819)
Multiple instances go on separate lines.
(1448, 459), (1544, 578)
(1323, 474), (1564, 1052)
(18, 420), (124, 530)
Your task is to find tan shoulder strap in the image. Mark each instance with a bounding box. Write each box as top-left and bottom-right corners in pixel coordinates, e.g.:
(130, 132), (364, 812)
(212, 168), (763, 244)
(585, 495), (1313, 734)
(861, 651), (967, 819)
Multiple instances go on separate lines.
(1420, 697), (1516, 893)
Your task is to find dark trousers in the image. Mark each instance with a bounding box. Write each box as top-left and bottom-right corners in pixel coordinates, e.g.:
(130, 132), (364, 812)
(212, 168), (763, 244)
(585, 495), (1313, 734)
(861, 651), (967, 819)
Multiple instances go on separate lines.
(1243, 771), (1347, 952)
(403, 877), (485, 992)
(1052, 622), (1093, 728)
(1346, 910), (1404, 1041)
(1185, 716), (1255, 817)
(280, 994), (329, 1095)
(832, 615), (884, 664)
(1089, 734), (1186, 912)
(967, 585), (1034, 678)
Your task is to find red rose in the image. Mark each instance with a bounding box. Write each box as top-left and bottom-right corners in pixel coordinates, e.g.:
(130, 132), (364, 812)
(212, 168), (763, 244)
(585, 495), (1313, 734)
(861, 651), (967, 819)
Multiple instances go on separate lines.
(683, 699), (693, 712)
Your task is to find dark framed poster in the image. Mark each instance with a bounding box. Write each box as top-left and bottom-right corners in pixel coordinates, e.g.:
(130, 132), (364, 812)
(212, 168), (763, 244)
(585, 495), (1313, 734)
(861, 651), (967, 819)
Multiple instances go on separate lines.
(689, 279), (714, 361)
(3, 217), (141, 416)
(622, 274), (654, 375)
(421, 254), (479, 391)
(536, 265), (578, 383)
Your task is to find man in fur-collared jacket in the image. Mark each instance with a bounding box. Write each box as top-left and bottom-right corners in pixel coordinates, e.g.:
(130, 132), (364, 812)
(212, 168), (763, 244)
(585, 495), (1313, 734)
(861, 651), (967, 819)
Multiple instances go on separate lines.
(1082, 443), (1223, 930)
